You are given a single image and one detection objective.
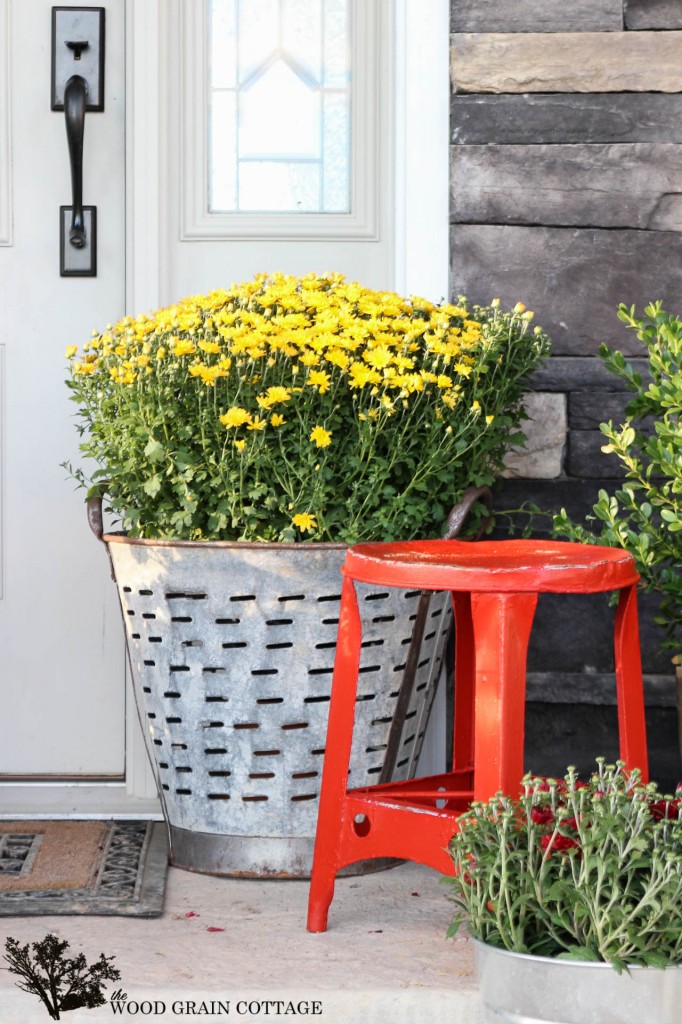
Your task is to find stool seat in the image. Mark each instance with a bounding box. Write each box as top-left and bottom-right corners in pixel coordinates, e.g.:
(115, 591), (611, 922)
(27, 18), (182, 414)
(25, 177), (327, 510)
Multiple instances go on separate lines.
(345, 539), (640, 593)
(306, 539), (648, 932)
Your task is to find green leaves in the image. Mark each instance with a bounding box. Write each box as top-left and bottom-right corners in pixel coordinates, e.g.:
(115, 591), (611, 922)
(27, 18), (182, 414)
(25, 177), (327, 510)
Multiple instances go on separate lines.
(142, 474), (162, 498)
(555, 304), (682, 659)
(143, 437), (165, 463)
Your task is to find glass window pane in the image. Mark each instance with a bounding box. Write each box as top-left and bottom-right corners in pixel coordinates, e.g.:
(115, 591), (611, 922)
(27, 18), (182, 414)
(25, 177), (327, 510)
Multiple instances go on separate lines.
(323, 0), (349, 87)
(282, 0), (322, 82)
(239, 162), (321, 211)
(238, 0), (279, 84)
(210, 92), (238, 211)
(240, 60), (321, 160)
(322, 92), (349, 212)
(210, 0), (237, 89)
(207, 0), (350, 214)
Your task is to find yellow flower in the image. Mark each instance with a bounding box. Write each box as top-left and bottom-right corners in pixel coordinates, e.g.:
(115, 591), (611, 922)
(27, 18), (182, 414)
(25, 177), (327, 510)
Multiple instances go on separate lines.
(270, 413), (286, 427)
(219, 407), (252, 428)
(65, 345), (78, 359)
(292, 512), (317, 533)
(171, 339), (196, 357)
(513, 302), (526, 314)
(306, 370), (331, 394)
(256, 385), (292, 409)
(310, 426), (332, 448)
(348, 362), (381, 389)
(325, 348), (350, 370)
(234, 439), (246, 451)
(363, 346), (393, 369)
(156, 347), (166, 360)
(247, 416), (267, 431)
(471, 400), (481, 414)
(485, 414), (495, 424)
(198, 340), (221, 354)
(437, 374), (453, 389)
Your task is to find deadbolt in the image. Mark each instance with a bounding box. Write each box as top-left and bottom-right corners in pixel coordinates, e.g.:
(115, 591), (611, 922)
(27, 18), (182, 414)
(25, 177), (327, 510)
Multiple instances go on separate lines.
(51, 7), (105, 111)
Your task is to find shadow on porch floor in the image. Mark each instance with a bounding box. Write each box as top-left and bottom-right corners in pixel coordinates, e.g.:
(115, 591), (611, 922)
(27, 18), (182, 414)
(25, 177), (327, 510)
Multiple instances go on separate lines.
(0, 861), (481, 1023)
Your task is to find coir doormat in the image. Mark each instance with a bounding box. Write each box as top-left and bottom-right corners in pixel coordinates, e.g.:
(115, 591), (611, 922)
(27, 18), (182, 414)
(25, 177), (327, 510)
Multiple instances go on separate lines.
(0, 820), (168, 917)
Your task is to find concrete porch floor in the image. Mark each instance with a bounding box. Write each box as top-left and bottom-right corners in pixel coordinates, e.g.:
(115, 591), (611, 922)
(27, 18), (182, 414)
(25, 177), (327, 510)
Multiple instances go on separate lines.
(0, 860), (482, 1024)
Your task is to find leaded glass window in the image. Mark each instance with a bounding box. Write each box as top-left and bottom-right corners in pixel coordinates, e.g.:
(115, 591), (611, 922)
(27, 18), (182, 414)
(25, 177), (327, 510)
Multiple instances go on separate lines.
(208, 0), (351, 214)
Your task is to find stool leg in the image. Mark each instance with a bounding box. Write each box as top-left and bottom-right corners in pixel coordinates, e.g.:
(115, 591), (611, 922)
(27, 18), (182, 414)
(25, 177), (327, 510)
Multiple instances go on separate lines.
(470, 591), (537, 801)
(307, 575), (362, 933)
(614, 583), (649, 782)
(452, 592), (475, 774)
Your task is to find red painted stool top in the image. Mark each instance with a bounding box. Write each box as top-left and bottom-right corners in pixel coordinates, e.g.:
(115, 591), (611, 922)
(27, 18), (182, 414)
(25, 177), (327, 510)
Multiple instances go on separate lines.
(344, 539), (639, 594)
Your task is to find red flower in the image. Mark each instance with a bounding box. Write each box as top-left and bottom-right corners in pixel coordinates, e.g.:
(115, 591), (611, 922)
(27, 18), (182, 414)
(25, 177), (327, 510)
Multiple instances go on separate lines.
(562, 816), (578, 831)
(649, 799), (680, 821)
(540, 832), (581, 857)
(531, 806), (554, 825)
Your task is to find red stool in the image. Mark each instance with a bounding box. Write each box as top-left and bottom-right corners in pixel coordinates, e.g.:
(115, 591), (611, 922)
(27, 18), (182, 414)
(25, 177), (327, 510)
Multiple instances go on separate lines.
(306, 539), (648, 932)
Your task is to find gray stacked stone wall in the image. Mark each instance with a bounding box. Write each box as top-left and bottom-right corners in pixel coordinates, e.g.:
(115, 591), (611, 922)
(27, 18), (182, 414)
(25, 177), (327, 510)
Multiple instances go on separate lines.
(449, 1), (682, 784)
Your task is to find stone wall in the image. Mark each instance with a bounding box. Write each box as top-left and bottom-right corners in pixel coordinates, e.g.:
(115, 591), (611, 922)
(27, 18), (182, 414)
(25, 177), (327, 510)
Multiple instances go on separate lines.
(449, 1), (682, 784)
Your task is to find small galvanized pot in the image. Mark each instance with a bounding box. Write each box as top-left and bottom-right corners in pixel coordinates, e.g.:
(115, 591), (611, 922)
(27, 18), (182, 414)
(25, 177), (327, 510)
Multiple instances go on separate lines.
(89, 500), (451, 878)
(473, 938), (682, 1024)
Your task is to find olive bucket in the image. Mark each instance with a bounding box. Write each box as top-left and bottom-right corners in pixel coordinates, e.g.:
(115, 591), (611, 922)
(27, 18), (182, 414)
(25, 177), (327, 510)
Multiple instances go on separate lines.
(88, 498), (456, 877)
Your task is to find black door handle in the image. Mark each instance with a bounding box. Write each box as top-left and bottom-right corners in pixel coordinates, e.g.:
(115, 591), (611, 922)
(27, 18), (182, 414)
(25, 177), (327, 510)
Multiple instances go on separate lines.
(64, 74), (88, 248)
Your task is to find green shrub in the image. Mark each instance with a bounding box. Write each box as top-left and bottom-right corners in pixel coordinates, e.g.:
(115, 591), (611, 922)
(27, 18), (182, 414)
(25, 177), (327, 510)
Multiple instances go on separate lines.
(554, 302), (682, 659)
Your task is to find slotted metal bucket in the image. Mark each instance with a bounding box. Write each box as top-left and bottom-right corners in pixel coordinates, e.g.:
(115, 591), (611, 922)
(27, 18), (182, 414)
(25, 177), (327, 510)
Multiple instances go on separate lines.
(89, 502), (456, 877)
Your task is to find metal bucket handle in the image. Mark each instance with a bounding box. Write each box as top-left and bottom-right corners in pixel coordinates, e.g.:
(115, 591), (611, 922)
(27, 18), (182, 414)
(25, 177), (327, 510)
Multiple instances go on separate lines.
(87, 493), (116, 579)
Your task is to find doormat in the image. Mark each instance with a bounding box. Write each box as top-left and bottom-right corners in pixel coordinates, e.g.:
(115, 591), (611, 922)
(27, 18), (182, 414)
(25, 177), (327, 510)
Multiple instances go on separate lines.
(0, 820), (168, 917)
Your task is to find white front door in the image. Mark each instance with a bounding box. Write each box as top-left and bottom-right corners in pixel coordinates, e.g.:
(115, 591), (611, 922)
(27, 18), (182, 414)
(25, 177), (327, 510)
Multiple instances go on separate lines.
(0, 0), (449, 816)
(0, 0), (134, 809)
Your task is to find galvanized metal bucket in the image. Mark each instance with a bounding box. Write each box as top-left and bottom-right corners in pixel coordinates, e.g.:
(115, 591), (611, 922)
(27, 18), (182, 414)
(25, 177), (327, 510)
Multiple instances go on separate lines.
(473, 939), (682, 1024)
(90, 502), (453, 877)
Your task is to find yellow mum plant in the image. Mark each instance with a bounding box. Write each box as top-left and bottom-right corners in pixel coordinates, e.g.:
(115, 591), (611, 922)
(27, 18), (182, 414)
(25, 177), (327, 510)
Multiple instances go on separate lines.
(65, 272), (550, 542)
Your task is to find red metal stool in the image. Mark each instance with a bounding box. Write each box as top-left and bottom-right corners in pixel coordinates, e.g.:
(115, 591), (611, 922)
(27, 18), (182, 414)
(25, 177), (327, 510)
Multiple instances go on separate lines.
(306, 539), (648, 932)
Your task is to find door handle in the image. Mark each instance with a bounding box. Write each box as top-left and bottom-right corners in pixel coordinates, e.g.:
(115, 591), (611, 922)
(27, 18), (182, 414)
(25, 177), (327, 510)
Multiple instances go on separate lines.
(64, 74), (88, 249)
(51, 6), (105, 276)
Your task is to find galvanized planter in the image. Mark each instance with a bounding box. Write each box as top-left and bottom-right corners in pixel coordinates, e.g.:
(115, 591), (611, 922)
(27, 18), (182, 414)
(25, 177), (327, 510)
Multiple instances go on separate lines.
(92, 508), (451, 878)
(473, 939), (682, 1024)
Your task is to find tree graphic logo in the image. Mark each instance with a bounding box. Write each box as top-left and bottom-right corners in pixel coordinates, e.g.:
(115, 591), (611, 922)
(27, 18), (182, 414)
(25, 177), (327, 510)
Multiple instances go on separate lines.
(3, 933), (120, 1019)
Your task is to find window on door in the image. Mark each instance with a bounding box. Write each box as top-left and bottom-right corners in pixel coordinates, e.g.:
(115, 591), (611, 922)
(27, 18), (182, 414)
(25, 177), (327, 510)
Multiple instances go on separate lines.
(209, 0), (351, 215)
(181, 0), (380, 240)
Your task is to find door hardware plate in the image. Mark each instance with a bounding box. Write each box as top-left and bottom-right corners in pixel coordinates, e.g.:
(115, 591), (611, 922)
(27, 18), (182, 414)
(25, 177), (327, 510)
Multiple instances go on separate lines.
(51, 7), (105, 111)
(60, 206), (97, 277)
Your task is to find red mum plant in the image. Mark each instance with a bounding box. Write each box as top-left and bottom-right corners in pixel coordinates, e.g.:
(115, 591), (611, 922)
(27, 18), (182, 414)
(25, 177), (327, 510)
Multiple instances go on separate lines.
(446, 760), (682, 970)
